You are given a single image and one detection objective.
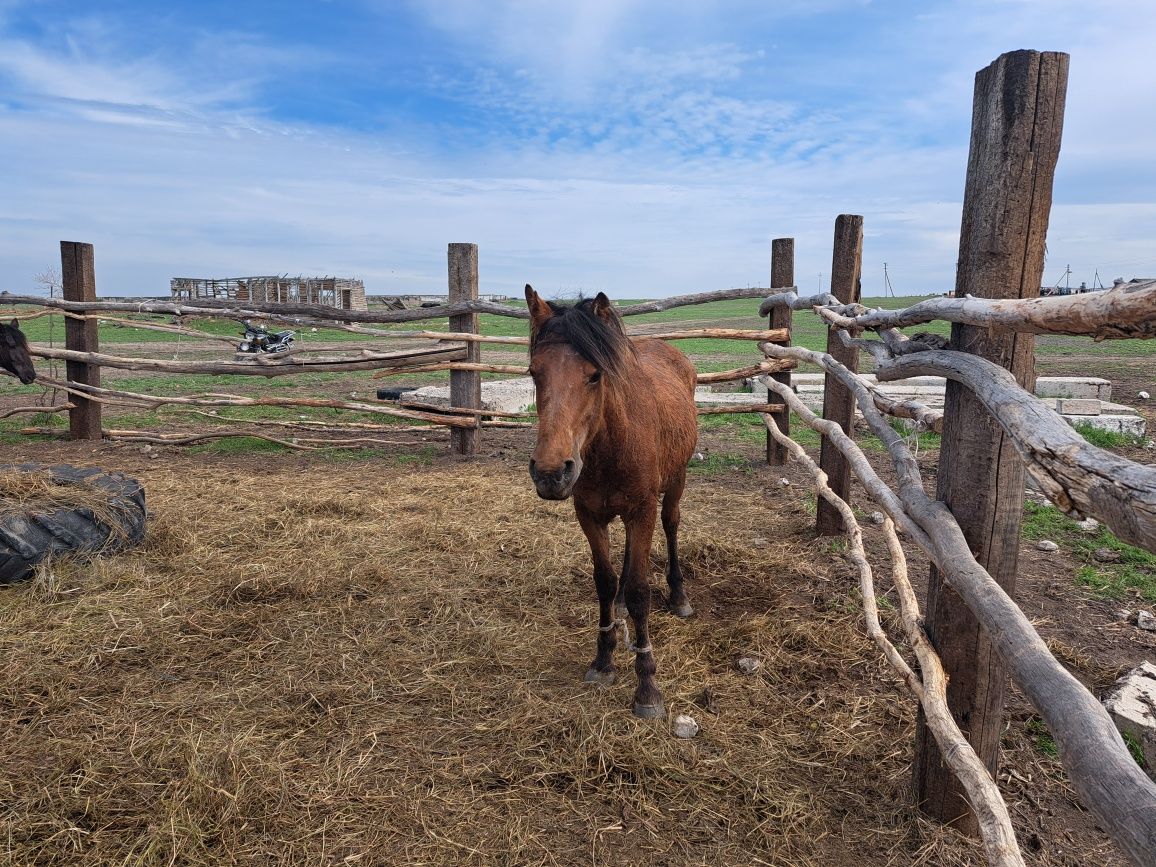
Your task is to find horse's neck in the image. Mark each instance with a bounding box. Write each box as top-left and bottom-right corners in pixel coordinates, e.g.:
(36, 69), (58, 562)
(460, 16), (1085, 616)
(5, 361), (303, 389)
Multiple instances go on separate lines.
(593, 360), (647, 450)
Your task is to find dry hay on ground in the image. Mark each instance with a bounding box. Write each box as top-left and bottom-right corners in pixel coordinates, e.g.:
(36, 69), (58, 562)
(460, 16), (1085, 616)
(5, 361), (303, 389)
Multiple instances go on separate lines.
(1, 460), (1005, 866)
(0, 468), (124, 526)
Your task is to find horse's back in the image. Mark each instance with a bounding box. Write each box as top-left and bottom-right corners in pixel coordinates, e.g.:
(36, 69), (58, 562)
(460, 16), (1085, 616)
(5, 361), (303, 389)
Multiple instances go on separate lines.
(634, 339), (698, 475)
(635, 338), (697, 396)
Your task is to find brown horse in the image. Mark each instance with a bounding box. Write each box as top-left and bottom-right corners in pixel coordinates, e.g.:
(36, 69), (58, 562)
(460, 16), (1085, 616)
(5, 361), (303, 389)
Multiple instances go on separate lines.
(525, 285), (698, 719)
(0, 320), (36, 385)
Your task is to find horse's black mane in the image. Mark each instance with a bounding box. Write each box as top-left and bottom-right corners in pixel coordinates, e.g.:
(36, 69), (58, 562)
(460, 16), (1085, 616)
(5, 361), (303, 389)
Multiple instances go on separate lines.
(530, 296), (633, 378)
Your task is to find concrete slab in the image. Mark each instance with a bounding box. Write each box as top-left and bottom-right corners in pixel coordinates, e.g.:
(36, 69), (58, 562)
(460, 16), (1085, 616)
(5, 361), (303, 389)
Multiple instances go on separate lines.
(791, 373), (948, 388)
(794, 383), (944, 394)
(400, 377), (536, 414)
(793, 372), (1112, 400)
(1103, 661), (1156, 781)
(1036, 376), (1112, 401)
(1057, 398), (1101, 416)
(694, 391), (770, 406)
(392, 375), (1146, 440)
(1065, 414), (1147, 437)
(1102, 401), (1142, 414)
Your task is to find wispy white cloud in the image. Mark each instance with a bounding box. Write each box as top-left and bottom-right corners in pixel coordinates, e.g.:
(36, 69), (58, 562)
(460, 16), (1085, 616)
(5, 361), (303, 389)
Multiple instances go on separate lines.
(0, 0), (1153, 300)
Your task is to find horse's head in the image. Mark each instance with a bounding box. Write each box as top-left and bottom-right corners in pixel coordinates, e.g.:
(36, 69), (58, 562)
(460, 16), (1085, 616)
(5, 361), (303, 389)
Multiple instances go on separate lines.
(525, 285), (629, 501)
(0, 320), (36, 385)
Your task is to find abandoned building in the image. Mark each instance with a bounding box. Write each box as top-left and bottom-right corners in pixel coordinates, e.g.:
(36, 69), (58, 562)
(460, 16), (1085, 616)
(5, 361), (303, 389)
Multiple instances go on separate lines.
(170, 275), (368, 311)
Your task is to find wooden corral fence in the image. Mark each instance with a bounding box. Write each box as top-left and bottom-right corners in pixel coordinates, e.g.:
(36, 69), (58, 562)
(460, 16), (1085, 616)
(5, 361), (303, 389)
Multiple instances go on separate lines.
(1, 246), (794, 453)
(2, 48), (1155, 867)
(754, 50), (1156, 867)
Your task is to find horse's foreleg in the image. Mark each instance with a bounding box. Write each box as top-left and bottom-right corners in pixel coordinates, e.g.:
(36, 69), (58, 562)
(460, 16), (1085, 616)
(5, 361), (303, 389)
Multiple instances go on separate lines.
(576, 505), (620, 687)
(616, 535), (629, 620)
(623, 503), (664, 719)
(662, 470), (693, 618)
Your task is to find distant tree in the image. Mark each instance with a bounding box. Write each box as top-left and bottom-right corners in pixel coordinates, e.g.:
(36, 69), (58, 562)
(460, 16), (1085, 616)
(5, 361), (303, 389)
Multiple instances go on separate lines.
(34, 266), (61, 298)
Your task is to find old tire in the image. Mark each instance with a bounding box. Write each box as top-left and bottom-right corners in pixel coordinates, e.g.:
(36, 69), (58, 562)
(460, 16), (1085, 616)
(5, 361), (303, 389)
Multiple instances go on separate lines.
(0, 464), (147, 585)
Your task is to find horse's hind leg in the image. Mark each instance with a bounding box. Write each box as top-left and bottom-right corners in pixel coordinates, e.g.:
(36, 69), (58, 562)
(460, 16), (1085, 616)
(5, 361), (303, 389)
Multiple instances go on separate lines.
(662, 470), (693, 618)
(615, 535), (629, 620)
(576, 504), (620, 687)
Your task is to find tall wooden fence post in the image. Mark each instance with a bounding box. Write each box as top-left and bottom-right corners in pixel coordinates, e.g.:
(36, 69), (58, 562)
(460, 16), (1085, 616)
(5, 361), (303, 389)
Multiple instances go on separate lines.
(914, 50), (1068, 833)
(59, 241), (101, 440)
(448, 243), (481, 456)
(766, 237), (794, 465)
(815, 215), (863, 535)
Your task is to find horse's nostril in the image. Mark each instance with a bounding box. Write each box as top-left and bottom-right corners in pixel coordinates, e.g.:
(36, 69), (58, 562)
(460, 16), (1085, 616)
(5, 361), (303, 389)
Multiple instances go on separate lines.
(563, 460), (575, 475)
(528, 460), (537, 479)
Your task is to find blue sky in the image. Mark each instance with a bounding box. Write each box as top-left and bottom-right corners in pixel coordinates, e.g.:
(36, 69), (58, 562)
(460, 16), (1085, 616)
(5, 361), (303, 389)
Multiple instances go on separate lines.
(1, 0), (1154, 299)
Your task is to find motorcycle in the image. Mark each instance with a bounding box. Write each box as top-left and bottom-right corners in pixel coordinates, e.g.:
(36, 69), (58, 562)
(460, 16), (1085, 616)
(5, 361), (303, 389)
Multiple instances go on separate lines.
(238, 320), (295, 354)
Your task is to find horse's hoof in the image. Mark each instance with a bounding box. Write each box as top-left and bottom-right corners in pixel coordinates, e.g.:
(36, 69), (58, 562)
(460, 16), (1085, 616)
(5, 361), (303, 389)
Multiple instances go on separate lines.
(584, 668), (617, 687)
(632, 701), (666, 720)
(669, 600), (694, 618)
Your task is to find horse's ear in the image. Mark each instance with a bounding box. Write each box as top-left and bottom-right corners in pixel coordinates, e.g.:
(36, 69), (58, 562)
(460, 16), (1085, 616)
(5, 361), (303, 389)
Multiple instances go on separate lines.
(592, 292), (615, 324)
(525, 284), (552, 335)
(9, 319), (18, 330)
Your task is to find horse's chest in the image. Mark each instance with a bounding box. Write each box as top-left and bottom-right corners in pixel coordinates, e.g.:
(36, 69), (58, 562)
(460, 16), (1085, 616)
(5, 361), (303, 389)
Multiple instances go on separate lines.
(576, 458), (661, 517)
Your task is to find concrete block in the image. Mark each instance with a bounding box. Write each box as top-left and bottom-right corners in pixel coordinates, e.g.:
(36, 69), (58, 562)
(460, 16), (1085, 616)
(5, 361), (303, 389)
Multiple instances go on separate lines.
(798, 373), (1112, 400)
(1036, 376), (1112, 401)
(1103, 661), (1156, 780)
(791, 372), (948, 388)
(872, 375), (947, 388)
(1064, 413), (1147, 437)
(874, 385), (947, 398)
(694, 391), (769, 406)
(1057, 398), (1101, 416)
(400, 377), (536, 414)
(1102, 401), (1141, 414)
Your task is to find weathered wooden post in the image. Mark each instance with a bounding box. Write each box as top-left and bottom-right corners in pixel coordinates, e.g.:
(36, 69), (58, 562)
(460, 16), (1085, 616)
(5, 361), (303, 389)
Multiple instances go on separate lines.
(448, 243), (481, 456)
(59, 241), (102, 440)
(766, 237), (794, 466)
(914, 50), (1068, 832)
(815, 216), (863, 535)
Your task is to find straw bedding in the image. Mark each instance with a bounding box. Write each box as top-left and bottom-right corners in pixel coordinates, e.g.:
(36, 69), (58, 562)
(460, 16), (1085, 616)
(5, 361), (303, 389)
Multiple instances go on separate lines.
(0, 460), (1002, 865)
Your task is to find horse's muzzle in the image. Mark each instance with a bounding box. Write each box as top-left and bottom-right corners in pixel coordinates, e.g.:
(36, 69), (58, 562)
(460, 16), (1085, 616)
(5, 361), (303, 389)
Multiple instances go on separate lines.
(529, 458), (579, 500)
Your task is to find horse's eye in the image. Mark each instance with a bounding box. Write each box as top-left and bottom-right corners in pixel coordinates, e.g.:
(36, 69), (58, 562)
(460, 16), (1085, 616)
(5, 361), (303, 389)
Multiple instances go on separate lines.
(587, 371), (601, 385)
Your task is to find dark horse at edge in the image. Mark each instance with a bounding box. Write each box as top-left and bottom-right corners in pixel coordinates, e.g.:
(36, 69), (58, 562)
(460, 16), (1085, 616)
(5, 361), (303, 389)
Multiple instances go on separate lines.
(525, 286), (697, 719)
(0, 320), (37, 385)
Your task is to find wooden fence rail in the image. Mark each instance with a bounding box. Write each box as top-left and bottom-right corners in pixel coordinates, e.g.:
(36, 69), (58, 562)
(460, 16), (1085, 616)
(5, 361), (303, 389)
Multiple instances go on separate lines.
(0, 284), (773, 322)
(12, 254), (793, 454)
(759, 318), (1156, 865)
